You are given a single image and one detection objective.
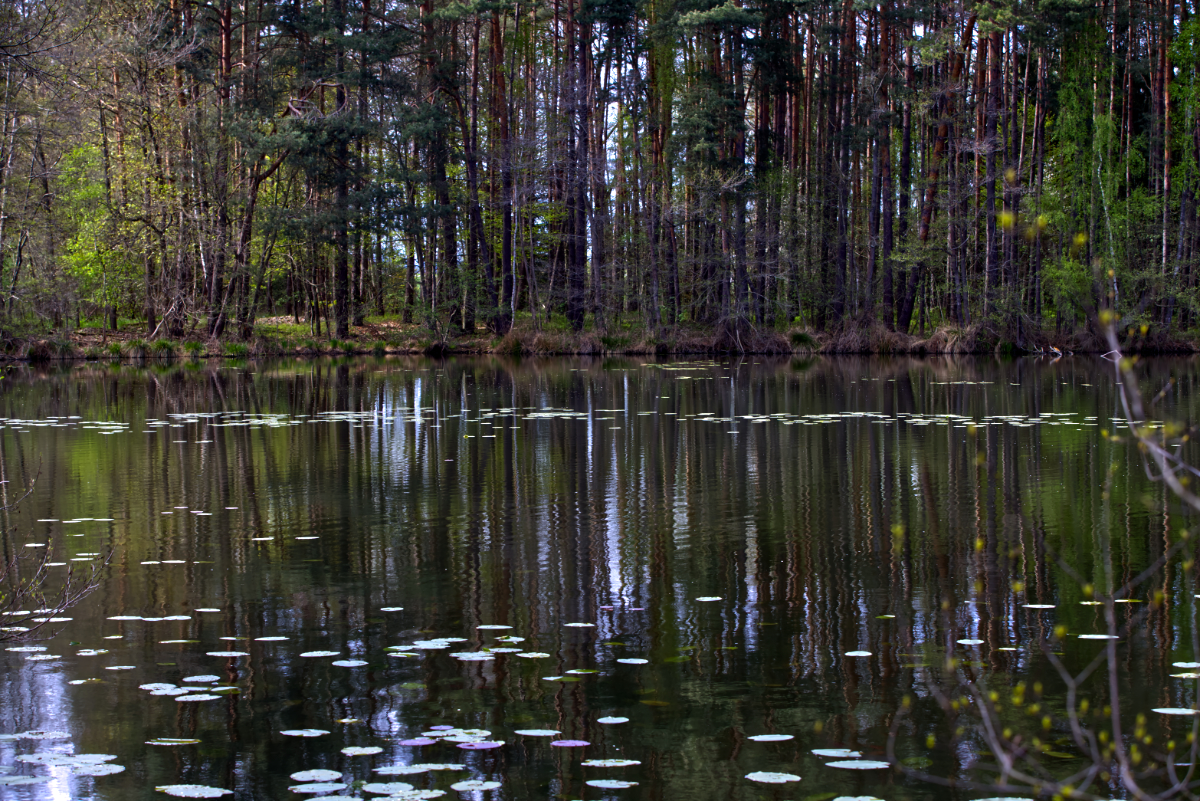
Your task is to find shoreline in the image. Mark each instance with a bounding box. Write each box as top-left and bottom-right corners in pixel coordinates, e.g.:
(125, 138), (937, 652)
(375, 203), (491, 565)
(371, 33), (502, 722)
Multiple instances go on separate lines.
(5, 320), (1197, 362)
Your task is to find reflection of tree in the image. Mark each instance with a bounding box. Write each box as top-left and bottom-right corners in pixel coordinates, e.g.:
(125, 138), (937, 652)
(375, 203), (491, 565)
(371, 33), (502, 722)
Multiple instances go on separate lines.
(891, 337), (1200, 799)
(3, 356), (1200, 797)
(0, 472), (107, 644)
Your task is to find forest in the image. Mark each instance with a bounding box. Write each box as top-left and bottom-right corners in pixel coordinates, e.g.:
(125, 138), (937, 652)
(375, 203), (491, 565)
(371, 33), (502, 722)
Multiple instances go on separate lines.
(0, 0), (1193, 353)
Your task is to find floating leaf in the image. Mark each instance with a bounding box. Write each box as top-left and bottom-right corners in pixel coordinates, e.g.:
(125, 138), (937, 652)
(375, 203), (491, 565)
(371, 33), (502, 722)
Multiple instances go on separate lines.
(332, 660), (369, 667)
(956, 639), (984, 646)
(281, 729), (331, 737)
(1077, 634), (1118, 640)
(299, 651), (341, 658)
(597, 717), (629, 724)
(456, 741), (504, 750)
(450, 780), (502, 791)
(694, 597), (722, 602)
(745, 771), (801, 783)
(155, 785), (233, 798)
(748, 734), (794, 742)
(550, 740), (589, 747)
(375, 764), (466, 775)
(586, 780), (639, 789)
(205, 651), (249, 658)
(289, 782), (348, 793)
(582, 759), (641, 767)
(812, 749), (861, 758)
(148, 739), (201, 746)
(563, 623), (595, 628)
(1154, 708), (1200, 715)
(826, 760), (890, 770)
(844, 651), (871, 657)
(342, 747), (383, 756)
(380, 607), (404, 612)
(362, 782), (415, 794)
(616, 658), (648, 665)
(291, 770), (342, 782)
(176, 694), (222, 702)
(398, 738), (437, 746)
(514, 729), (560, 736)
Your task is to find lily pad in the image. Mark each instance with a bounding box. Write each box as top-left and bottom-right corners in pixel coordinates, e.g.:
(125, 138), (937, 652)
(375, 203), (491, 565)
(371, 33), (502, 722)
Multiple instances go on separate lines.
(745, 771), (801, 783)
(1154, 708), (1200, 715)
(450, 780), (502, 791)
(826, 760), (890, 770)
(342, 747), (384, 756)
(844, 651), (872, 657)
(812, 749), (861, 758)
(582, 759), (641, 767)
(586, 780), (639, 789)
(514, 729), (560, 736)
(362, 782), (415, 794)
(290, 783), (348, 793)
(748, 734), (794, 742)
(597, 717), (629, 724)
(281, 729), (331, 737)
(550, 740), (589, 747)
(292, 770), (342, 782)
(156, 786), (234, 798)
(616, 658), (648, 665)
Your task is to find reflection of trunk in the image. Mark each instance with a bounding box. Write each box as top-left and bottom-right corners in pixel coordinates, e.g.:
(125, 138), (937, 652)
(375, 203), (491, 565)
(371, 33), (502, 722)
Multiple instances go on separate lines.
(897, 15), (976, 334)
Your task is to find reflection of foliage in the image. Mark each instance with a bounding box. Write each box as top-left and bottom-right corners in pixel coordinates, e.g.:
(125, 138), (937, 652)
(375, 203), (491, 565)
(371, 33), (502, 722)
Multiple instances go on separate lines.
(893, 323), (1200, 799)
(0, 474), (108, 644)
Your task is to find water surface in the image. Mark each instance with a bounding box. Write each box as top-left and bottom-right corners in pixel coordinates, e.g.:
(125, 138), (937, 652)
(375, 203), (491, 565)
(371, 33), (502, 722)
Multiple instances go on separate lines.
(0, 355), (1196, 800)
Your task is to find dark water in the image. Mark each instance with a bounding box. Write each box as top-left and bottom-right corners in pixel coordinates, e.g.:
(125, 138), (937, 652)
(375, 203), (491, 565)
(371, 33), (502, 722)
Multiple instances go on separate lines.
(0, 355), (1198, 801)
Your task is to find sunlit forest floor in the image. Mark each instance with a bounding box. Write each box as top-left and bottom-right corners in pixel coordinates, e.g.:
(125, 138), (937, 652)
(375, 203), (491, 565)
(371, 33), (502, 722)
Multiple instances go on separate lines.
(10, 313), (1199, 360)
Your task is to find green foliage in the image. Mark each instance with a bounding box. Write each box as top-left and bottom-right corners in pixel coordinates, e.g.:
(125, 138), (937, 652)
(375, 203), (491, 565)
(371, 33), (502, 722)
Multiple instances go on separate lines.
(223, 343), (250, 358)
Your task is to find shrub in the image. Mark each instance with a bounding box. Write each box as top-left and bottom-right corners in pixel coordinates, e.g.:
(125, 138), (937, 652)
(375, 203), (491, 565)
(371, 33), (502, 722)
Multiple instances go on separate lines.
(150, 339), (176, 359)
(223, 342), (249, 358)
(182, 341), (205, 358)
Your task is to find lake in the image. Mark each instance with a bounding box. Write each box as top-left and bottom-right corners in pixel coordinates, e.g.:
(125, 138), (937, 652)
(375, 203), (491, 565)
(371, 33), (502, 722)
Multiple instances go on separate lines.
(0, 355), (1196, 800)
